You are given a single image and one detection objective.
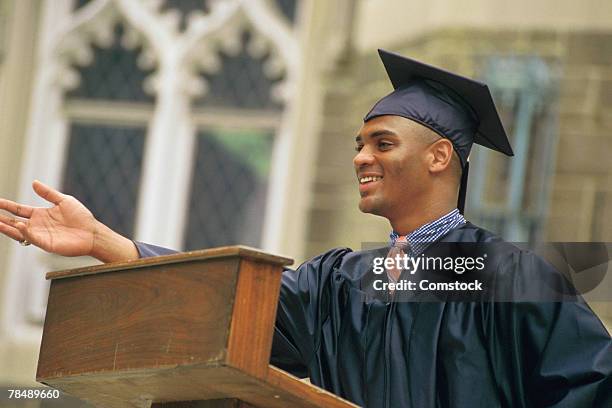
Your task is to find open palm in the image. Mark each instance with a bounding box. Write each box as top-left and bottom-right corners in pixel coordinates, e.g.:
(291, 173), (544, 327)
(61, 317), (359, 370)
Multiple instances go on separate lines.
(0, 181), (96, 257)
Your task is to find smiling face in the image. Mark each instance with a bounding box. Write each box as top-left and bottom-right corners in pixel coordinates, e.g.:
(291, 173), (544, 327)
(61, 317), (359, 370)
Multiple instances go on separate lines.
(354, 115), (446, 220)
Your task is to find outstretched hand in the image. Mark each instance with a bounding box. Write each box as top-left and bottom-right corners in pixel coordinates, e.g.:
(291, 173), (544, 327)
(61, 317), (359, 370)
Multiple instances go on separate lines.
(0, 181), (97, 257)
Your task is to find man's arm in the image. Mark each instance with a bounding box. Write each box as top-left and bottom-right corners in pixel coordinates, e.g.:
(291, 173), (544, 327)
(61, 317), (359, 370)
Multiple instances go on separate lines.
(132, 241), (178, 258)
(512, 300), (612, 407)
(491, 251), (612, 407)
(90, 221), (139, 262)
(0, 180), (139, 263)
(271, 248), (351, 377)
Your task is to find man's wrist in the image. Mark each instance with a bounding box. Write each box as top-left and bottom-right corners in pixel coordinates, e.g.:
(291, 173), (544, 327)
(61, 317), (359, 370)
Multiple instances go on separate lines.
(90, 220), (139, 263)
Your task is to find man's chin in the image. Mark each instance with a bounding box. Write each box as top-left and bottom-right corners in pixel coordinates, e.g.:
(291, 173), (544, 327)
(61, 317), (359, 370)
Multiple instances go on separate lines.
(358, 197), (384, 216)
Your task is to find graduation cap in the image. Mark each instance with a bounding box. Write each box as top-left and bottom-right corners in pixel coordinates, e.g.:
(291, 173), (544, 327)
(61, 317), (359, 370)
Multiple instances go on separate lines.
(364, 49), (514, 213)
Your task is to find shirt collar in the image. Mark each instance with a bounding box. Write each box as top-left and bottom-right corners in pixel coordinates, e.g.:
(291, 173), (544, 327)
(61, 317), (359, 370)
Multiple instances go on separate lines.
(390, 208), (466, 255)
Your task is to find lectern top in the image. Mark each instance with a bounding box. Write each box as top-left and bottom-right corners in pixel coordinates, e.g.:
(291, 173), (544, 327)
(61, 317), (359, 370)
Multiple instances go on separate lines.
(45, 245), (294, 280)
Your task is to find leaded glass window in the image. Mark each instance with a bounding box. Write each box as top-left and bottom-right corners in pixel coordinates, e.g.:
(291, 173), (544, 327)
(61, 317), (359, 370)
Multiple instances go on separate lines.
(276, 0), (299, 23)
(8, 0), (305, 335)
(184, 129), (274, 249)
(162, 0), (211, 31)
(194, 32), (284, 111)
(185, 25), (287, 250)
(62, 21), (153, 238)
(62, 124), (146, 237)
(66, 24), (154, 102)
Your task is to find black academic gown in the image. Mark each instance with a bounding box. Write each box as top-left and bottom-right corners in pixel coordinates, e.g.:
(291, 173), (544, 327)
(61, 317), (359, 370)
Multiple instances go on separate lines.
(135, 222), (612, 408)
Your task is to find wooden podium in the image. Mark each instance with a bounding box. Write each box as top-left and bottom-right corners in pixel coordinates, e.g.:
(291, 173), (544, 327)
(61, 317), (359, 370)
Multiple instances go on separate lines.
(37, 246), (358, 408)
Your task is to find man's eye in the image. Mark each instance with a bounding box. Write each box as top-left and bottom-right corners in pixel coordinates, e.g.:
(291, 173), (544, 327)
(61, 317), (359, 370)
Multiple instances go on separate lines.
(355, 145), (363, 152)
(378, 142), (392, 149)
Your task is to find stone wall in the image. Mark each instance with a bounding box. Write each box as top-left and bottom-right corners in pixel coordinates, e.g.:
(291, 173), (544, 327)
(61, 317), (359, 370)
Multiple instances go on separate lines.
(548, 32), (612, 241)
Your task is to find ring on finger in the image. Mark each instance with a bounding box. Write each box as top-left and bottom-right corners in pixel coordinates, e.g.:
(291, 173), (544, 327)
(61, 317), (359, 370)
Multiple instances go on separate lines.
(19, 240), (31, 246)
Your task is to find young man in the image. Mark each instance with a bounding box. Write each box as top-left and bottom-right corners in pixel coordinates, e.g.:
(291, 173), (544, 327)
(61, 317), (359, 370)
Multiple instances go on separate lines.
(1, 50), (610, 407)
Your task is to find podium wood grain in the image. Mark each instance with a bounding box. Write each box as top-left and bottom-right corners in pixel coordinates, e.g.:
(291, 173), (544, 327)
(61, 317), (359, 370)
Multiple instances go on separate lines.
(37, 247), (358, 408)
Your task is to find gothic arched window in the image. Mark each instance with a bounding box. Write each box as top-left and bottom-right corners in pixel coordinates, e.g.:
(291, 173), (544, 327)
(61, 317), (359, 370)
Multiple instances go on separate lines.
(5, 0), (304, 332)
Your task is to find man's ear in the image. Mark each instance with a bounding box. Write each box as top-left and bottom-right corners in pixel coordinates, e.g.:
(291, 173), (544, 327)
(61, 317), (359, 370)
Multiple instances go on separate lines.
(428, 138), (454, 174)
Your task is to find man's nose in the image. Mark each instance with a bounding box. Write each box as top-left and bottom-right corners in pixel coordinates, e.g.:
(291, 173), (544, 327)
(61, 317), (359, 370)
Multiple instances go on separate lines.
(353, 147), (376, 168)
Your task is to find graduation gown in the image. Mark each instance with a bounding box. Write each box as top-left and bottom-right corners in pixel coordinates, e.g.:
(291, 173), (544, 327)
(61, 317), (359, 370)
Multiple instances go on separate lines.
(135, 222), (612, 408)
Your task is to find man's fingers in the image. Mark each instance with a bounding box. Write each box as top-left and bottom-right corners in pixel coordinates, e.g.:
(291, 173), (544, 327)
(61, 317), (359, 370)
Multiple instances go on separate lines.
(0, 198), (34, 218)
(0, 220), (25, 242)
(14, 221), (29, 235)
(33, 180), (65, 205)
(0, 213), (28, 226)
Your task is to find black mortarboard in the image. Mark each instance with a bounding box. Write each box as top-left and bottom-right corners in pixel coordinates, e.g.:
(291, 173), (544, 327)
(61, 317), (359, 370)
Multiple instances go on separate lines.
(364, 49), (514, 213)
